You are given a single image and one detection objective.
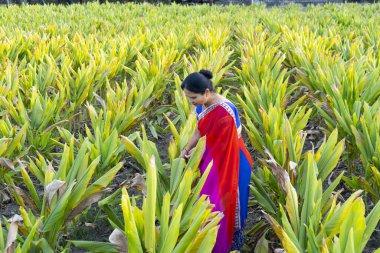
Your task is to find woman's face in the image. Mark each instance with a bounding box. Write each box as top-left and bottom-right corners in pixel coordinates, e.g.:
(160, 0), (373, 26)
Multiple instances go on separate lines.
(183, 88), (209, 107)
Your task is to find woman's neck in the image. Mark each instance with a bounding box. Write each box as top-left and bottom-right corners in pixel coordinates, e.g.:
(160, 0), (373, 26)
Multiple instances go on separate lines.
(204, 94), (223, 108)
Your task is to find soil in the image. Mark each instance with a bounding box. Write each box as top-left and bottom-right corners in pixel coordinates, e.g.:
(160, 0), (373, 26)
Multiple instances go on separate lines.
(0, 198), (19, 217)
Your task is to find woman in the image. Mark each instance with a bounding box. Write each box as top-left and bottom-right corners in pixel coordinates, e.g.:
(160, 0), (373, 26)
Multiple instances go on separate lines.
(181, 70), (253, 253)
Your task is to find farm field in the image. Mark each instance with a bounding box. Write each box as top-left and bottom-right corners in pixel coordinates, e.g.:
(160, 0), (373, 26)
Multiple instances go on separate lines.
(0, 3), (380, 252)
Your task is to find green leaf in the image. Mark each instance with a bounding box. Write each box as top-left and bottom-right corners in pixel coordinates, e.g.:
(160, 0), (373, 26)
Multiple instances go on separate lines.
(70, 241), (118, 253)
(83, 162), (123, 200)
(254, 234), (269, 253)
(159, 204), (183, 253)
(195, 226), (218, 253)
(121, 188), (143, 253)
(21, 217), (43, 253)
(321, 171), (344, 208)
(359, 199), (380, 252)
(122, 135), (146, 168)
(43, 182), (76, 232)
(144, 156), (157, 253)
(158, 193), (171, 252)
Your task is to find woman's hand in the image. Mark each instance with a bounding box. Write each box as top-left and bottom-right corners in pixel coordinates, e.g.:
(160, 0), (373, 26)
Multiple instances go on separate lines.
(181, 128), (200, 159)
(180, 147), (194, 159)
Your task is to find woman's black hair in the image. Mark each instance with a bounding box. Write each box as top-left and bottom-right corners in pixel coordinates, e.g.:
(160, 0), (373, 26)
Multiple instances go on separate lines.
(181, 69), (214, 94)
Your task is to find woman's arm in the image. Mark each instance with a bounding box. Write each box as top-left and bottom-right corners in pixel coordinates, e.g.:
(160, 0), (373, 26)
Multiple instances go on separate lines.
(181, 128), (200, 158)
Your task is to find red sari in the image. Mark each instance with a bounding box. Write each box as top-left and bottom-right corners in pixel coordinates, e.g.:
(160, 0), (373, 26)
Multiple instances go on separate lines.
(197, 102), (252, 253)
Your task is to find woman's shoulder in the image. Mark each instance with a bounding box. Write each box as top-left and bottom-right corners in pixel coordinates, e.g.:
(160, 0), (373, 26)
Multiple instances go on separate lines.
(218, 101), (241, 127)
(220, 100), (237, 112)
(195, 105), (203, 115)
(218, 102), (236, 117)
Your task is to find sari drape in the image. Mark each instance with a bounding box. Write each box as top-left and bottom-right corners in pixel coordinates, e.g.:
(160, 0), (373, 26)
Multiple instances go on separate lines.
(197, 102), (252, 253)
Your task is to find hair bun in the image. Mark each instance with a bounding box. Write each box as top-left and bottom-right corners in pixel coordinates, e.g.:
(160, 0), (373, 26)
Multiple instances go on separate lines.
(199, 69), (213, 79)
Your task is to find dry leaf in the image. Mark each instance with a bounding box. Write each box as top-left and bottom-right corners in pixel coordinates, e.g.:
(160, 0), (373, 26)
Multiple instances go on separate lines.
(1, 190), (11, 204)
(8, 214), (23, 223)
(93, 92), (106, 109)
(109, 229), (128, 253)
(0, 158), (15, 170)
(5, 215), (23, 253)
(44, 180), (66, 205)
(289, 161), (297, 177)
(12, 185), (39, 212)
(43, 119), (69, 133)
(261, 149), (290, 194)
(129, 173), (146, 196)
(65, 189), (110, 224)
(84, 223), (96, 228)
